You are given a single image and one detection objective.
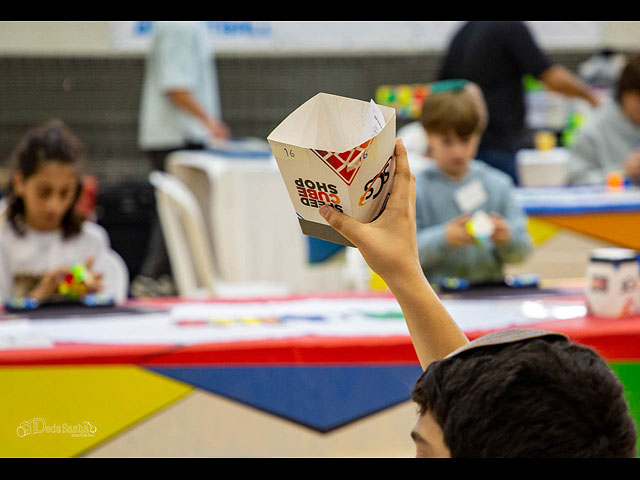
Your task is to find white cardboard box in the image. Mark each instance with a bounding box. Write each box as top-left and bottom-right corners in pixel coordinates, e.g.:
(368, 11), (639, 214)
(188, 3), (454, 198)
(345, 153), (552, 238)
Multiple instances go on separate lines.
(267, 93), (396, 246)
(516, 148), (568, 187)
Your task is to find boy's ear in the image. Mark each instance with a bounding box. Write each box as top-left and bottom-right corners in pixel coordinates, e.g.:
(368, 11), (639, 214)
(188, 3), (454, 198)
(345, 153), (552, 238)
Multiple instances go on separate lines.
(12, 172), (25, 197)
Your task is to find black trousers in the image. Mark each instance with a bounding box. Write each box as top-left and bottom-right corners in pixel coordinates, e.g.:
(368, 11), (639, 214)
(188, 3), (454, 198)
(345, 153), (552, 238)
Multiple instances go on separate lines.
(137, 142), (205, 279)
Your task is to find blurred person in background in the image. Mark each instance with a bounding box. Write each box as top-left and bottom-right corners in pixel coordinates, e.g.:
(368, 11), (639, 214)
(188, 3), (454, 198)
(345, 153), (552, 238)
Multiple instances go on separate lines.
(412, 84), (532, 286)
(397, 80), (488, 170)
(0, 120), (124, 303)
(566, 53), (640, 185)
(438, 21), (599, 184)
(135, 21), (230, 297)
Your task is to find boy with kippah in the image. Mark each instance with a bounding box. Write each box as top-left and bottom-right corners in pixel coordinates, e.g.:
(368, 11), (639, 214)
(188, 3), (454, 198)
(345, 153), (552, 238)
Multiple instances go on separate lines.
(415, 81), (533, 286)
(318, 139), (637, 457)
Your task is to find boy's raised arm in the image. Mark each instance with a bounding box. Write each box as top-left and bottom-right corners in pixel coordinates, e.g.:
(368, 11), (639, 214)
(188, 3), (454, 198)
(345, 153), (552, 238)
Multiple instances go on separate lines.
(319, 139), (469, 369)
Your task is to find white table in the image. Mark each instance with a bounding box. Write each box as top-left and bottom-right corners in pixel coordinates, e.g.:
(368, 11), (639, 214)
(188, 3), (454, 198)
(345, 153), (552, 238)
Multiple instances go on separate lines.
(166, 147), (358, 293)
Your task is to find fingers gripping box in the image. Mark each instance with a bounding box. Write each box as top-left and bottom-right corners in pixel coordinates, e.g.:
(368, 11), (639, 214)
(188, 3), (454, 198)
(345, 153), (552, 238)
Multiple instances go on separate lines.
(267, 93), (396, 247)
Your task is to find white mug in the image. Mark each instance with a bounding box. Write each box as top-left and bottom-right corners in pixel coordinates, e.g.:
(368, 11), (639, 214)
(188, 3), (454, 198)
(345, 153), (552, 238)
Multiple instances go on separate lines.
(585, 248), (640, 318)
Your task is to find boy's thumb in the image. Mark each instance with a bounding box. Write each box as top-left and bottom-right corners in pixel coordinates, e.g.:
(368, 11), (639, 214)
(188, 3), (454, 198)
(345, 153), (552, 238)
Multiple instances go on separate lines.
(319, 205), (358, 243)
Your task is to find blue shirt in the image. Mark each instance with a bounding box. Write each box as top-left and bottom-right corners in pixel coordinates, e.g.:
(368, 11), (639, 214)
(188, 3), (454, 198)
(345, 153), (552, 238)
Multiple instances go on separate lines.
(415, 160), (532, 284)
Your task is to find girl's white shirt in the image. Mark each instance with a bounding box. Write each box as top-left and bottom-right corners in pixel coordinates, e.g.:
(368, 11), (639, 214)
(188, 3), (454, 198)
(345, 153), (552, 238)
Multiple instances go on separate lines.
(0, 218), (121, 300)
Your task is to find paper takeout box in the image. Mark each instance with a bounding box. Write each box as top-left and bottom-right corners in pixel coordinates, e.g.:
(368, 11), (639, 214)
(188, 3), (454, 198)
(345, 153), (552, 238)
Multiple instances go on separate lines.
(267, 93), (396, 246)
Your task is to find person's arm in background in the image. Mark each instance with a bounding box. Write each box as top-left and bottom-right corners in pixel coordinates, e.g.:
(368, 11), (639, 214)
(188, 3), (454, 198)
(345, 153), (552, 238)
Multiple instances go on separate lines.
(502, 21), (600, 108)
(539, 65), (601, 107)
(155, 23), (231, 141)
(167, 89), (230, 140)
(319, 139), (469, 369)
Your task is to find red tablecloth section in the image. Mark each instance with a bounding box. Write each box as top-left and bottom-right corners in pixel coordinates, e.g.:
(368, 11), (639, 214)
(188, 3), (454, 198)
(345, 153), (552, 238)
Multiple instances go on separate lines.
(0, 291), (639, 366)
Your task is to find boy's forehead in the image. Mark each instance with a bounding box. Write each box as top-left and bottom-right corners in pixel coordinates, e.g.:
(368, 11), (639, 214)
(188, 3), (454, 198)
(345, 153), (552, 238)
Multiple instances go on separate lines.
(445, 328), (568, 359)
(429, 129), (474, 140)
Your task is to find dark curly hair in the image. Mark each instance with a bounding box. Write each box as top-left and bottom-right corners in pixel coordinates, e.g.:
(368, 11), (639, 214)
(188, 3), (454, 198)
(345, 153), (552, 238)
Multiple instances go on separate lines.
(4, 119), (85, 238)
(616, 52), (640, 104)
(412, 337), (637, 457)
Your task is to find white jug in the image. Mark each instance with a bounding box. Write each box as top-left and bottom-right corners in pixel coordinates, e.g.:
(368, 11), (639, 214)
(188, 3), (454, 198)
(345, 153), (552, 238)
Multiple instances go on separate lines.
(585, 248), (640, 318)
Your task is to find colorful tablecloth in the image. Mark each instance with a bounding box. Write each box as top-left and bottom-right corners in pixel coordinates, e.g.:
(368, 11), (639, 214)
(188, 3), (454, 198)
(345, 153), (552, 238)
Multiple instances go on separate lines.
(1, 291), (639, 457)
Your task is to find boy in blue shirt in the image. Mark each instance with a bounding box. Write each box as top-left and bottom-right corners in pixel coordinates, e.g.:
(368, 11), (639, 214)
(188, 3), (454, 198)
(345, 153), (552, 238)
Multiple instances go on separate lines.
(415, 82), (533, 285)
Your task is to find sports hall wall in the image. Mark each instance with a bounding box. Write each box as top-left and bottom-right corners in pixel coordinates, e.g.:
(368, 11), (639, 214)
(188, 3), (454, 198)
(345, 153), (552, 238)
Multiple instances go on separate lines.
(0, 21), (638, 183)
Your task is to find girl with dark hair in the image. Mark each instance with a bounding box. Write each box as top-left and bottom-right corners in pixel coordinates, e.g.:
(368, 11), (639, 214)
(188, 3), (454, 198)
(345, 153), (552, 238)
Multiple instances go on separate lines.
(0, 120), (123, 302)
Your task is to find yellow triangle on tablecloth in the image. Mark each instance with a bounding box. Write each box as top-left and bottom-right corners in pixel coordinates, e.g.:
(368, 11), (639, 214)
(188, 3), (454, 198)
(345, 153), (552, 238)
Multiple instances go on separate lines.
(0, 365), (193, 458)
(527, 217), (560, 246)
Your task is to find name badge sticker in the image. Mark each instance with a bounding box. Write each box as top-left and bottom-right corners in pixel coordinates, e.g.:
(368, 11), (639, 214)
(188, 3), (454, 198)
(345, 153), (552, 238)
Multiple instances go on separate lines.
(454, 179), (488, 213)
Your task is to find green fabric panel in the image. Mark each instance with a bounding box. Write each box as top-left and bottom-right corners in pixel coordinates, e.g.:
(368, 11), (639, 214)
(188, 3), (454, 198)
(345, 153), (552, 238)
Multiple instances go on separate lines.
(609, 362), (640, 457)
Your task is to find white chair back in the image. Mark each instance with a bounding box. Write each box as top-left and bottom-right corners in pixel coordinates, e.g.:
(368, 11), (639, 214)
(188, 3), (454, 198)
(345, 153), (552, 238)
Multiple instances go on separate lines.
(165, 151), (373, 293)
(165, 160), (221, 274)
(150, 169), (294, 299)
(149, 170), (218, 297)
(99, 249), (130, 304)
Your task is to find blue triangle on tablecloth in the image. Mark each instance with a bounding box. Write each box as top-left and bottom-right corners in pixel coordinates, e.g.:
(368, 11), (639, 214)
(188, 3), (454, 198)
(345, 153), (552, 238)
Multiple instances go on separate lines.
(147, 364), (422, 432)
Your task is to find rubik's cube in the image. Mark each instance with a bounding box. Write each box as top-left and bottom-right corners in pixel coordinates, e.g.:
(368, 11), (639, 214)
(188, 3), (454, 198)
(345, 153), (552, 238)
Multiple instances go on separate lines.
(58, 263), (90, 299)
(465, 210), (495, 245)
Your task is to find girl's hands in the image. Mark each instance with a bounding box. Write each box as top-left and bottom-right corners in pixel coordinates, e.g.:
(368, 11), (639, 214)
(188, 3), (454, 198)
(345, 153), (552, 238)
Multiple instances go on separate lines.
(29, 256), (103, 301)
(30, 265), (70, 301)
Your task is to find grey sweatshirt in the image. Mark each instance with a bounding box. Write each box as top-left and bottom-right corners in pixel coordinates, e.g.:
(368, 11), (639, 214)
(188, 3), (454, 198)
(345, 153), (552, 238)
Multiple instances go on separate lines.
(416, 160), (533, 284)
(566, 98), (640, 185)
